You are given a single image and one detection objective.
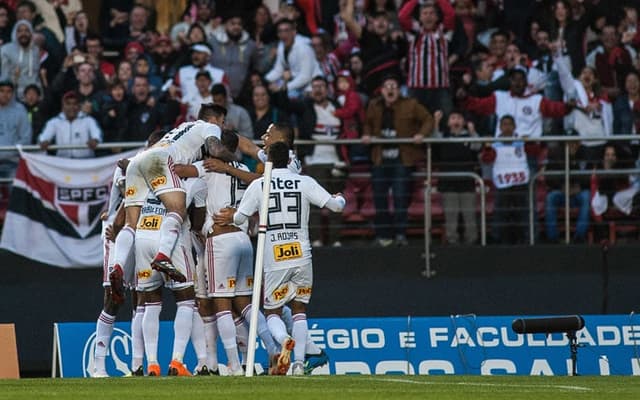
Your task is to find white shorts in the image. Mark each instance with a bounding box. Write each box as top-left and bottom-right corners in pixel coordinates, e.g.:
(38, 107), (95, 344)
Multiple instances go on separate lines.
(135, 237), (194, 291)
(103, 239), (135, 289)
(124, 148), (184, 207)
(204, 231), (254, 298)
(263, 264), (313, 310)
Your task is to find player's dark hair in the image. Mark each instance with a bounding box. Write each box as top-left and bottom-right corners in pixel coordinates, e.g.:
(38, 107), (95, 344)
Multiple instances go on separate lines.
(198, 103), (227, 120)
(147, 129), (166, 147)
(268, 142), (289, 168)
(221, 128), (239, 153)
(271, 123), (295, 148)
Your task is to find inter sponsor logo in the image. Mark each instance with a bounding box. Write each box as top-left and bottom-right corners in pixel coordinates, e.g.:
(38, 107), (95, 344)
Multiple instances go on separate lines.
(138, 216), (161, 230)
(150, 176), (167, 189)
(273, 242), (302, 261)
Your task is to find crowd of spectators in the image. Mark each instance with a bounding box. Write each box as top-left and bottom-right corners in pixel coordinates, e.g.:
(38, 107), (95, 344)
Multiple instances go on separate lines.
(1, 0), (640, 245)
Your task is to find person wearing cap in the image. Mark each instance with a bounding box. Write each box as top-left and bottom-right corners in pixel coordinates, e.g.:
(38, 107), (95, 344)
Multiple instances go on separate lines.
(0, 80), (31, 179)
(151, 34), (178, 83)
(0, 19), (41, 101)
(362, 74), (433, 247)
(173, 42), (228, 103)
(264, 18), (321, 99)
(459, 66), (574, 138)
(184, 70), (214, 122)
(38, 91), (102, 159)
(209, 11), (257, 100)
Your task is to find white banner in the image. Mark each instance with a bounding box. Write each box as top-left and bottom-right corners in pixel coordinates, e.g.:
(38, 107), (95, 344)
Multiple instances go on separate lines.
(0, 149), (139, 268)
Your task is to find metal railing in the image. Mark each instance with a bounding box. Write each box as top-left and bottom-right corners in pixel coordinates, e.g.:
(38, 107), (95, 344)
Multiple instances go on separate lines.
(528, 169), (640, 245)
(1, 135), (638, 277)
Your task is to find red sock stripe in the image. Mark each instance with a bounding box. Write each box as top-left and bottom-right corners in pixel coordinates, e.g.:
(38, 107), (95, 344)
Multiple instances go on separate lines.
(293, 313), (307, 322)
(145, 302), (162, 307)
(216, 310), (232, 319)
(241, 304), (251, 320)
(167, 212), (183, 225)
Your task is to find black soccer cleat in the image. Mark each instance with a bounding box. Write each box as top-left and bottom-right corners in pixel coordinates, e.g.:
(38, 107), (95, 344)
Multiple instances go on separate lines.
(151, 257), (187, 283)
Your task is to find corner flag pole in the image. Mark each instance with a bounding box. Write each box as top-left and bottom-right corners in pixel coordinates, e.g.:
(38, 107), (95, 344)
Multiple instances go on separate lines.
(245, 161), (273, 377)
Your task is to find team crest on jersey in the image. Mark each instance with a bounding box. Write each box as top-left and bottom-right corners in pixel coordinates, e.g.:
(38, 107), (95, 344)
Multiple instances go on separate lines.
(522, 105), (533, 115)
(150, 176), (167, 189)
(54, 185), (109, 238)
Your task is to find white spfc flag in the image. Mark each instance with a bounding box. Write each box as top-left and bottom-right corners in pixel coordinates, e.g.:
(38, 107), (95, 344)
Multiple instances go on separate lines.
(0, 149), (139, 268)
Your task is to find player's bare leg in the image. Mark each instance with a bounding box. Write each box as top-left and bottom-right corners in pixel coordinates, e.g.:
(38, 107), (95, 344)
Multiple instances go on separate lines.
(109, 206), (142, 304)
(152, 191), (187, 282)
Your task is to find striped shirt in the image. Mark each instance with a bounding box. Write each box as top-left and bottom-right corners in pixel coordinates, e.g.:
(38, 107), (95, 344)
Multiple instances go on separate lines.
(407, 29), (450, 89)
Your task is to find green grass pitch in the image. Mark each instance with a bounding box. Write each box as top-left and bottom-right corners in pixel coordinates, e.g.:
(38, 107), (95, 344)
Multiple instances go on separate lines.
(1, 375), (639, 400)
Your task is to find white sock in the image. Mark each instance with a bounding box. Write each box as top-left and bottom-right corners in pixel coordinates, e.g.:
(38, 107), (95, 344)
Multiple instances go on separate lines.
(131, 306), (145, 370)
(241, 304), (278, 357)
(143, 302), (162, 364)
(235, 317), (248, 365)
(306, 335), (322, 355)
(191, 307), (208, 369)
(172, 300), (194, 362)
(158, 212), (183, 258)
(113, 226), (135, 268)
(266, 314), (289, 345)
(216, 311), (241, 370)
(94, 311), (115, 374)
(292, 313), (307, 363)
(202, 315), (218, 370)
(281, 306), (293, 334)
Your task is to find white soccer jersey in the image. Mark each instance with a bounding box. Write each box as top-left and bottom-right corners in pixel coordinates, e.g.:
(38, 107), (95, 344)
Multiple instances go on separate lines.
(237, 168), (332, 271)
(200, 160), (250, 233)
(257, 148), (302, 174)
(136, 177), (207, 241)
(154, 120), (222, 164)
(101, 166), (125, 240)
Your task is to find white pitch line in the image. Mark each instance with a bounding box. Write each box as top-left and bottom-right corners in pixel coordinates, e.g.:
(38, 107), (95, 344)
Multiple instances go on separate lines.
(368, 377), (592, 392)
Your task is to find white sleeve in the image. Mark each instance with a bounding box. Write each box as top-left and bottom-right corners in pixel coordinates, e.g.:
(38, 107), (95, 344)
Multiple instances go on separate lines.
(236, 179), (262, 217)
(192, 161), (207, 177)
(324, 195), (346, 212)
(233, 211), (249, 226)
(38, 119), (56, 143)
(303, 176), (333, 208)
(265, 45), (285, 83)
(257, 149), (267, 163)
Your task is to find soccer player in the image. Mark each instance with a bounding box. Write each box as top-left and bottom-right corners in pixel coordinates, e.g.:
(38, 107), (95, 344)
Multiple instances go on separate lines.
(204, 123), (302, 178)
(93, 130), (165, 378)
(109, 104), (232, 305)
(214, 142), (346, 375)
(136, 176), (207, 376)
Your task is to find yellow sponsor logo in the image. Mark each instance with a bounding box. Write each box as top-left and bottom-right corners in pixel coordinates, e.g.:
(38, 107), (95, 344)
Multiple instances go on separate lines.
(125, 186), (136, 197)
(228, 278), (236, 288)
(150, 176), (167, 189)
(138, 215), (162, 230)
(272, 286), (289, 301)
(137, 269), (152, 279)
(273, 242), (302, 262)
(296, 287), (312, 297)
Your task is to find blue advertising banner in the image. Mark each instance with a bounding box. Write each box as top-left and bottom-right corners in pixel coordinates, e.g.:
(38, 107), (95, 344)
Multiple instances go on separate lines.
(53, 314), (640, 377)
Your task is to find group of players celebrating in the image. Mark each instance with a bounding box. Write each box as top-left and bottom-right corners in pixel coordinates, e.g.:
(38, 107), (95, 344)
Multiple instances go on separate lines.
(92, 103), (346, 377)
